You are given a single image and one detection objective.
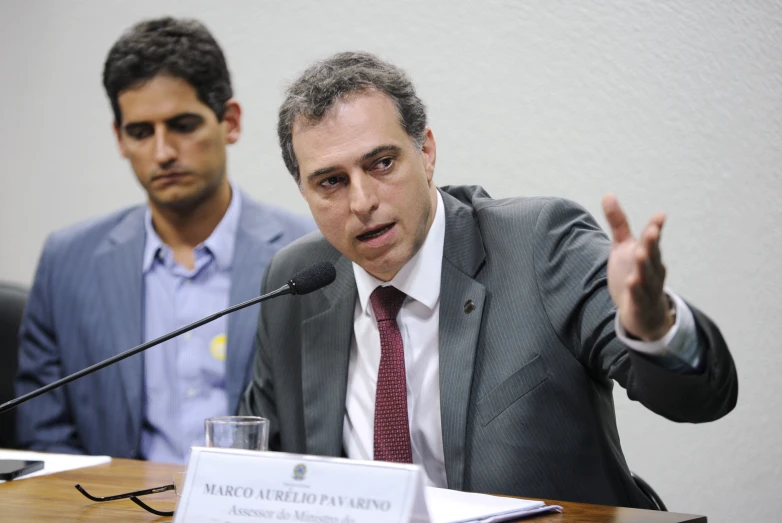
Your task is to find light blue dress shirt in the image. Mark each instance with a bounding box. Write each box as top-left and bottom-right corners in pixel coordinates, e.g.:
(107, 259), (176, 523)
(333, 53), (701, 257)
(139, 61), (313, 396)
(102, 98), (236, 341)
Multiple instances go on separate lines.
(140, 192), (241, 464)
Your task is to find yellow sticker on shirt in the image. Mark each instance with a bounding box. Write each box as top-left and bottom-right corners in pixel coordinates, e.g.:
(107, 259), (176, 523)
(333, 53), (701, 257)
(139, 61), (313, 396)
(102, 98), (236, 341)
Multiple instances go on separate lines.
(210, 334), (227, 361)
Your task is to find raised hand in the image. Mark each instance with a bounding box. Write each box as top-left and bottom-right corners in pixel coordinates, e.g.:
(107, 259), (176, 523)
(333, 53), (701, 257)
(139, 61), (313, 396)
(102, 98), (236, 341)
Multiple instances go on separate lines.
(602, 194), (674, 341)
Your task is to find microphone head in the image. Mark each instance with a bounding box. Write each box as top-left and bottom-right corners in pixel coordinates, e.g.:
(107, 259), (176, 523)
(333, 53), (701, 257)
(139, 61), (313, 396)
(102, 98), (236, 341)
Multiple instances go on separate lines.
(288, 261), (337, 295)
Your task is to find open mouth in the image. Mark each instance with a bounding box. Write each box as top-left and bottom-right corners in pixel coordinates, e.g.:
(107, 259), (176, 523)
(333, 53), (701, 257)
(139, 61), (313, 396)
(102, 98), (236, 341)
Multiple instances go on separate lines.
(357, 223), (394, 241)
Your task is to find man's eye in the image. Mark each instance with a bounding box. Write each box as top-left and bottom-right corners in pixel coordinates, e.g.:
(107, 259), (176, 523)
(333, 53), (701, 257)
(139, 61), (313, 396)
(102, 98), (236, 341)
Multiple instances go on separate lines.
(319, 176), (345, 189)
(373, 157), (394, 170)
(171, 120), (199, 133)
(126, 127), (152, 140)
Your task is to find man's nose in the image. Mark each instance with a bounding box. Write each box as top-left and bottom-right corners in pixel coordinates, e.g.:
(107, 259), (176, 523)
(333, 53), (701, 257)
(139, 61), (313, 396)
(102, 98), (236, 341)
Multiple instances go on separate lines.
(153, 128), (177, 165)
(348, 173), (379, 217)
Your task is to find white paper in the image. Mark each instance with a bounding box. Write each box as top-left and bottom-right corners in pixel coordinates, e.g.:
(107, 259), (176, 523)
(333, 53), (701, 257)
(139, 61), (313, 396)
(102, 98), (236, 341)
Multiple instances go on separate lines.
(0, 449), (111, 483)
(425, 487), (561, 523)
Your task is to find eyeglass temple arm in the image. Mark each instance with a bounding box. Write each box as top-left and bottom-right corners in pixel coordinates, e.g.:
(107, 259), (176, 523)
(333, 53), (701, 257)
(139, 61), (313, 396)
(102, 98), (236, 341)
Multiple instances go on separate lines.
(75, 483), (175, 502)
(129, 495), (175, 517)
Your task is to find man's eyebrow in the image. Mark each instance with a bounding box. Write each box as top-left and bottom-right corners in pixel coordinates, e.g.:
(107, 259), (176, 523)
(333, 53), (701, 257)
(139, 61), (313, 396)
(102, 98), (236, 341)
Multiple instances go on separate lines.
(306, 144), (402, 181)
(165, 112), (204, 125)
(307, 165), (340, 181)
(122, 121), (150, 133)
(122, 113), (203, 132)
(359, 144), (401, 163)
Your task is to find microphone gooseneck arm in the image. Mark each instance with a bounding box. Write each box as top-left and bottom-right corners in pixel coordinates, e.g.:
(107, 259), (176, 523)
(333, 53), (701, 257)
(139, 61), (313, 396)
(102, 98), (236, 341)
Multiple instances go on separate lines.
(1, 260), (336, 415)
(0, 284), (293, 414)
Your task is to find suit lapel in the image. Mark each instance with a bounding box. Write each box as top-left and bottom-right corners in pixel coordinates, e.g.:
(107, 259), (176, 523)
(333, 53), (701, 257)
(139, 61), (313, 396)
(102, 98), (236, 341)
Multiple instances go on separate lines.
(93, 208), (146, 444)
(301, 255), (356, 456)
(437, 189), (486, 491)
(226, 194), (284, 414)
(294, 188), (488, 472)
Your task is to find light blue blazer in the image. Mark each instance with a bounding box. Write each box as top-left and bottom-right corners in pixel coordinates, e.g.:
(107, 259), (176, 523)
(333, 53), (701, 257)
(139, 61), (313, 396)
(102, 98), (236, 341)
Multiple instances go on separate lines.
(15, 191), (314, 458)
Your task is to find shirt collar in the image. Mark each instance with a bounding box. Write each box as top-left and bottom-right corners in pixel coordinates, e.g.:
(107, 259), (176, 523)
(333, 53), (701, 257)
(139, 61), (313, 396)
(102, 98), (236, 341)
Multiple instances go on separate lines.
(353, 190), (445, 314)
(142, 213), (164, 273)
(142, 184), (242, 273)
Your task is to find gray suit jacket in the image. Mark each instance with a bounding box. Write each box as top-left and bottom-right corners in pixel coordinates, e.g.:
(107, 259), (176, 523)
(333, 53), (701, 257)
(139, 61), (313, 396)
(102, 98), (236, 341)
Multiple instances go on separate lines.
(16, 190), (314, 458)
(240, 185), (737, 508)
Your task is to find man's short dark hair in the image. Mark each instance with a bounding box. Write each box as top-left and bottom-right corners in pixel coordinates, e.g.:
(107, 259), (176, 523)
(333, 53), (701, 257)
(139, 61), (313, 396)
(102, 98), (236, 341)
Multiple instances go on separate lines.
(103, 17), (233, 125)
(278, 51), (428, 184)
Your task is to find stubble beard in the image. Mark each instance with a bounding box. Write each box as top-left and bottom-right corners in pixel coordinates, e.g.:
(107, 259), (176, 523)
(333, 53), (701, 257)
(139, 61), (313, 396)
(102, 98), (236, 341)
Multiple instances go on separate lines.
(149, 170), (226, 217)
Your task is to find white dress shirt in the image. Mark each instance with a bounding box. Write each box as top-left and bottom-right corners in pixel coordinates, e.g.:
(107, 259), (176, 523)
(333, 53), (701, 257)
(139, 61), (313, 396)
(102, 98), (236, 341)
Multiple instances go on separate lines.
(343, 191), (700, 487)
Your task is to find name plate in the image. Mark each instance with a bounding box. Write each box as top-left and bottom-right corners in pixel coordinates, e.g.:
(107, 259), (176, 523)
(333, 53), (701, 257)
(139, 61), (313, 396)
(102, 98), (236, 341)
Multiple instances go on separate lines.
(174, 447), (430, 523)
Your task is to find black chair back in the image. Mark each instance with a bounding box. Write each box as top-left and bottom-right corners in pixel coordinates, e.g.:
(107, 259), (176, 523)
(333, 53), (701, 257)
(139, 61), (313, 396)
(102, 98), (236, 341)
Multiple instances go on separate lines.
(632, 471), (668, 511)
(0, 281), (29, 448)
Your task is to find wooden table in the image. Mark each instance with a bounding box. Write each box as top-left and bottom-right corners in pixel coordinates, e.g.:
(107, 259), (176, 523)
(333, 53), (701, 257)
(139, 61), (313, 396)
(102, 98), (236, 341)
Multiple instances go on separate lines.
(0, 458), (706, 522)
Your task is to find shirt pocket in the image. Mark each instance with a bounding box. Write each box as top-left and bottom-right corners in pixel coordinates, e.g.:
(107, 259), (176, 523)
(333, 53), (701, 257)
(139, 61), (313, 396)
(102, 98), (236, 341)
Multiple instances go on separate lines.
(476, 353), (549, 427)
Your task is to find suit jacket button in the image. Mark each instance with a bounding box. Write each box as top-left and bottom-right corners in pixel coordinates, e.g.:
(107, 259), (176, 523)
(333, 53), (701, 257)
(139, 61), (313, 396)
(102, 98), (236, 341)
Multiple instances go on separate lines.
(464, 299), (476, 314)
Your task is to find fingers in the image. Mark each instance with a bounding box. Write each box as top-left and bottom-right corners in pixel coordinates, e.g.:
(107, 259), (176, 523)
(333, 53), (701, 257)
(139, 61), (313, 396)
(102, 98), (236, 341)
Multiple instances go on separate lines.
(632, 213), (668, 297)
(602, 193), (632, 244)
(642, 211), (666, 270)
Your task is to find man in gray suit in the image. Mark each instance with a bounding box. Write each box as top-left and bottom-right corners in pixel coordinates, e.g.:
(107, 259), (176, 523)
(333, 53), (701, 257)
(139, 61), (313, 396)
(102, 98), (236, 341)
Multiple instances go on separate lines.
(15, 18), (313, 462)
(240, 52), (737, 507)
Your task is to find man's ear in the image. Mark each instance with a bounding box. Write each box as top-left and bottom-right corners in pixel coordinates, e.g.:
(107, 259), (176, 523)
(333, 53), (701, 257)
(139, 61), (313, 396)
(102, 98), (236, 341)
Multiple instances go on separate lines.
(421, 127), (436, 183)
(223, 99), (242, 144)
(113, 121), (129, 158)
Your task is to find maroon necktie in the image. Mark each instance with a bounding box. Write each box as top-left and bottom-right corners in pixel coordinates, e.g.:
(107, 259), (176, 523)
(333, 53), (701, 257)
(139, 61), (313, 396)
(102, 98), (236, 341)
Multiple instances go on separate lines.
(370, 285), (413, 464)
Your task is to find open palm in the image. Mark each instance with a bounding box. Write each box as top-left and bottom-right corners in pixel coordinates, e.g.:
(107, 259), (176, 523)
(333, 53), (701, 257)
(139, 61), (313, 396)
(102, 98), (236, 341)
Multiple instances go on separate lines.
(602, 194), (673, 341)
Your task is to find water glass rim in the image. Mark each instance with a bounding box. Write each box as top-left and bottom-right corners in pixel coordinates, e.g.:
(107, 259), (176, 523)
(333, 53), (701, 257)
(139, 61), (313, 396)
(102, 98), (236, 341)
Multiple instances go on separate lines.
(206, 415), (267, 425)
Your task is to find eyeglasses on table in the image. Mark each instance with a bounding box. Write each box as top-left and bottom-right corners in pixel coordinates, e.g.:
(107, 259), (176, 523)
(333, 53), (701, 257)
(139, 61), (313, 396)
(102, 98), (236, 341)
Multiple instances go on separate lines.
(74, 471), (185, 517)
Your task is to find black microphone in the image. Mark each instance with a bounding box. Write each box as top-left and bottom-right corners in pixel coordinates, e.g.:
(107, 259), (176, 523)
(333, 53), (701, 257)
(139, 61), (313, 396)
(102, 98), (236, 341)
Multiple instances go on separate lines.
(0, 261), (336, 414)
(287, 260), (336, 295)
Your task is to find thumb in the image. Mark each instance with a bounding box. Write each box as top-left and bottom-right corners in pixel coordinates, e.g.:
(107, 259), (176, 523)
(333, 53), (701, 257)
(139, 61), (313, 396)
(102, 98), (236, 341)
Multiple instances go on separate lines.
(602, 193), (632, 244)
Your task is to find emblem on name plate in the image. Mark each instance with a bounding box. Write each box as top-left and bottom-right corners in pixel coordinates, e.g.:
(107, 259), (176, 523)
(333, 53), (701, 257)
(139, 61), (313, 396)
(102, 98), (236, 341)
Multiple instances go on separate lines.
(293, 463), (307, 481)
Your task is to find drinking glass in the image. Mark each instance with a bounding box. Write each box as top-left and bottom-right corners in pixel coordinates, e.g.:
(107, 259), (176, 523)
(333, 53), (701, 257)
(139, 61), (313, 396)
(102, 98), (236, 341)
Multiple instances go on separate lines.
(205, 415), (269, 451)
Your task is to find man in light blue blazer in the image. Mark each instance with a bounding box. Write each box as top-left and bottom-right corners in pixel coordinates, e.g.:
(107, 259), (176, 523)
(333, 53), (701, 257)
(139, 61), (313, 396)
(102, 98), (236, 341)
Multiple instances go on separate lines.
(14, 17), (313, 462)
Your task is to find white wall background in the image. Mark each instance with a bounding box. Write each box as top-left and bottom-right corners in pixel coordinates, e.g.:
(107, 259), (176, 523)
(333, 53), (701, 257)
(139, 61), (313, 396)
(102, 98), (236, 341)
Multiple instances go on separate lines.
(1, 1), (779, 520)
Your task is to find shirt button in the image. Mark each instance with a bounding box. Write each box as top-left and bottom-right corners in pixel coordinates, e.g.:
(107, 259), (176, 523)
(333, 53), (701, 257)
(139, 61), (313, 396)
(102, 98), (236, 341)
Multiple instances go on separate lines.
(187, 388), (197, 398)
(184, 332), (192, 341)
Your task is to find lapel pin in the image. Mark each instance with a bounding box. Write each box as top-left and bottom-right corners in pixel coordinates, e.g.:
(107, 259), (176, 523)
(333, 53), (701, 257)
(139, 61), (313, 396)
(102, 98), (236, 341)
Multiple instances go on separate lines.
(463, 299), (476, 314)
